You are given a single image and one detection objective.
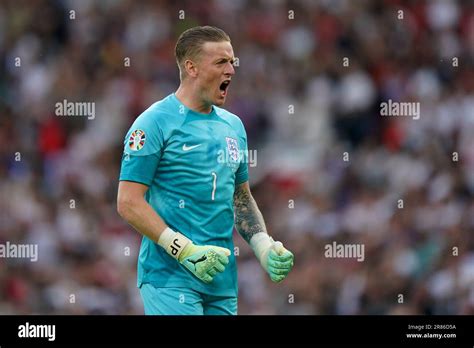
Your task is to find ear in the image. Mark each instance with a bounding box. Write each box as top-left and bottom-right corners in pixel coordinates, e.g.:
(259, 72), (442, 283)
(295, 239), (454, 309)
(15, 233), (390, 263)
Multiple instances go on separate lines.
(184, 59), (198, 78)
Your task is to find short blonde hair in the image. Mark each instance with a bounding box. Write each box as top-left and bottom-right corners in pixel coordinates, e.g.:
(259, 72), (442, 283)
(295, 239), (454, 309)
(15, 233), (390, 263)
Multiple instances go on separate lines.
(175, 26), (230, 80)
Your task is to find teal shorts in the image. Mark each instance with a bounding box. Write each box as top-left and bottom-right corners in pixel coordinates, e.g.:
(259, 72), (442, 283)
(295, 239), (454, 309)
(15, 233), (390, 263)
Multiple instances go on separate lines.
(139, 283), (238, 315)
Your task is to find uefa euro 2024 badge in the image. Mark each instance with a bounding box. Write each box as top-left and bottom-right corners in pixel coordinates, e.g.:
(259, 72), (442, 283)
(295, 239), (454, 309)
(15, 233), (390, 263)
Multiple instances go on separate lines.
(129, 129), (146, 151)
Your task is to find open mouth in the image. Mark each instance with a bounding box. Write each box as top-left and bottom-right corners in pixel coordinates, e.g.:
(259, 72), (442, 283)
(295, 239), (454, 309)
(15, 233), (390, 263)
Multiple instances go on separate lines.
(219, 80), (231, 96)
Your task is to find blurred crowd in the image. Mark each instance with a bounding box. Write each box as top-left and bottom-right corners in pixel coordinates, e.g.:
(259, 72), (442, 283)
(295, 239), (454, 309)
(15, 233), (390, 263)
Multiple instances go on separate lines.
(0, 0), (473, 314)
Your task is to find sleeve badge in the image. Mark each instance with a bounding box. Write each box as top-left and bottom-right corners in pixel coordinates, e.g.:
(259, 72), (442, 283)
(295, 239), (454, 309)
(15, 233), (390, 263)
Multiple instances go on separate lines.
(129, 129), (146, 151)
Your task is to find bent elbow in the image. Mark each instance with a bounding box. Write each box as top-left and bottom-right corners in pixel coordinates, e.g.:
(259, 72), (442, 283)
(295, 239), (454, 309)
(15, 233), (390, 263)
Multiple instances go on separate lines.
(117, 196), (132, 220)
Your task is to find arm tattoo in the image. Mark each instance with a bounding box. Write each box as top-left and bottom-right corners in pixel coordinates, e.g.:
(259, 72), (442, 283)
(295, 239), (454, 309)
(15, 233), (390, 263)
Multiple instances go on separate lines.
(233, 183), (267, 244)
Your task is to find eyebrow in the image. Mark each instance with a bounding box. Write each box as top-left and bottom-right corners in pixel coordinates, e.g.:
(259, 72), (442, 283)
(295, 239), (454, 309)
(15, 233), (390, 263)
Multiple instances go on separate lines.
(214, 57), (235, 64)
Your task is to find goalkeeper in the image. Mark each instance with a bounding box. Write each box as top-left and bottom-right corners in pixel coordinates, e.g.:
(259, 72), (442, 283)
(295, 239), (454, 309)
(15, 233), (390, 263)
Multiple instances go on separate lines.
(117, 26), (294, 315)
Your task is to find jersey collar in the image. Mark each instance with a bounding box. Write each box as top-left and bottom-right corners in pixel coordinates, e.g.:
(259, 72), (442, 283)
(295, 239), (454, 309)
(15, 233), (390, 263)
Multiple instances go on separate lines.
(171, 93), (216, 117)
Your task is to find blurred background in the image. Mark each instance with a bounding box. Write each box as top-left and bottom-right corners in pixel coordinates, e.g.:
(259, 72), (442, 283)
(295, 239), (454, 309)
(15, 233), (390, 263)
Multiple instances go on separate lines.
(0, 0), (473, 314)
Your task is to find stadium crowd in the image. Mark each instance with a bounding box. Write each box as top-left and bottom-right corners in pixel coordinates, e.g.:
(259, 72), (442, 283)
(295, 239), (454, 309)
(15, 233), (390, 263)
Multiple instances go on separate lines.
(0, 0), (473, 314)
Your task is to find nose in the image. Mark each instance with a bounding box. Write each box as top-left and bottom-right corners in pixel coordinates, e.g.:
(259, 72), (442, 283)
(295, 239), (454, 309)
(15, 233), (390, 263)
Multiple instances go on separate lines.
(224, 61), (235, 76)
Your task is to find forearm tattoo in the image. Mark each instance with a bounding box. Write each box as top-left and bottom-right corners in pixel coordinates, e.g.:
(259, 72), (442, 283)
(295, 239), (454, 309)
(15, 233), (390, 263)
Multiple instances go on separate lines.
(233, 184), (267, 243)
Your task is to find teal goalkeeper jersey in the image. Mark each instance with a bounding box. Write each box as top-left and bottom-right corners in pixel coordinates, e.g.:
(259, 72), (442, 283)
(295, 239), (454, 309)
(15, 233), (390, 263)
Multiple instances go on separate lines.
(119, 93), (248, 297)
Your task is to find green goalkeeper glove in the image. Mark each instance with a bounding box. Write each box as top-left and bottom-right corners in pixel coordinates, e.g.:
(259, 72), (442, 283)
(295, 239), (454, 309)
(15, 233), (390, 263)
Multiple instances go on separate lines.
(250, 233), (294, 282)
(158, 227), (231, 284)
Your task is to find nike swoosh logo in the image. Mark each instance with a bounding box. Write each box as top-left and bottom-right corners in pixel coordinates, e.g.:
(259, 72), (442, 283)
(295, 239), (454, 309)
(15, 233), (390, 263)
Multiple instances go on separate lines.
(182, 144), (202, 151)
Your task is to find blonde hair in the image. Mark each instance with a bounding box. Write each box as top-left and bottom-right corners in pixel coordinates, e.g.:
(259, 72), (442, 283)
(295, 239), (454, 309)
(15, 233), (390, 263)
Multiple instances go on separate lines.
(175, 26), (230, 80)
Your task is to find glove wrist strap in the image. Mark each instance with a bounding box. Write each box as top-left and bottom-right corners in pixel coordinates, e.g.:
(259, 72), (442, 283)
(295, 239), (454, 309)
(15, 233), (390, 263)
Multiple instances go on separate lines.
(158, 227), (191, 260)
(249, 232), (273, 267)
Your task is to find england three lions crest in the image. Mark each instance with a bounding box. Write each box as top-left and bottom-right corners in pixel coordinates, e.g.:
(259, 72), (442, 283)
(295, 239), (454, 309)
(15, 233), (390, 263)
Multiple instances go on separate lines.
(225, 137), (240, 162)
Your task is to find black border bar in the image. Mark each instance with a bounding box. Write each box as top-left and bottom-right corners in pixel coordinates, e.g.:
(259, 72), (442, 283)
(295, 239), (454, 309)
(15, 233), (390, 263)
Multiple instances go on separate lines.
(0, 315), (473, 346)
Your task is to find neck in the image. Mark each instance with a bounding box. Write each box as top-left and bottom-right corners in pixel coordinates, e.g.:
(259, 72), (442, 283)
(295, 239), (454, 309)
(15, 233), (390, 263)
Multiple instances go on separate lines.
(175, 84), (212, 114)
